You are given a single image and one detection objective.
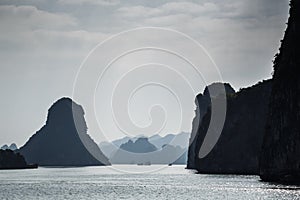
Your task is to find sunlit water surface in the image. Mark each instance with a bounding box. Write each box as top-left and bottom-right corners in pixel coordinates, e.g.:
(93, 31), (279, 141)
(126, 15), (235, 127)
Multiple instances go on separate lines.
(0, 165), (299, 199)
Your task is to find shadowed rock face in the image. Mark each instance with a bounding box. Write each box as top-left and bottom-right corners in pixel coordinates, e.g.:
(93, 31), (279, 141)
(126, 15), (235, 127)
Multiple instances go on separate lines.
(18, 97), (110, 166)
(187, 83), (235, 169)
(259, 0), (300, 183)
(188, 80), (272, 174)
(0, 149), (36, 169)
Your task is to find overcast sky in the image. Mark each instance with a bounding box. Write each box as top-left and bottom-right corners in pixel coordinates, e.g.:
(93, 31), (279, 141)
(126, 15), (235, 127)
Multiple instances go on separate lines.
(0, 0), (289, 147)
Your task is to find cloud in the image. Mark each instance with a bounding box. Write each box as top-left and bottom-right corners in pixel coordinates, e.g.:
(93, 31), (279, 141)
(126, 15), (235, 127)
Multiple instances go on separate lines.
(117, 2), (219, 19)
(103, 1), (288, 100)
(58, 0), (119, 6)
(0, 5), (109, 55)
(0, 0), (290, 145)
(0, 5), (77, 29)
(31, 29), (108, 52)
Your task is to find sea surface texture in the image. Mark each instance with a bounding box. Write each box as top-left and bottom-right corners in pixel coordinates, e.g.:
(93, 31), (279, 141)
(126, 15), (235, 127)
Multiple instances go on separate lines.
(0, 165), (299, 199)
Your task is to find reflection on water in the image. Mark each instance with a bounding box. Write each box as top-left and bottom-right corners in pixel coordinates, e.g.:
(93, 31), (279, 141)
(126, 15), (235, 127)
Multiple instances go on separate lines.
(0, 165), (299, 200)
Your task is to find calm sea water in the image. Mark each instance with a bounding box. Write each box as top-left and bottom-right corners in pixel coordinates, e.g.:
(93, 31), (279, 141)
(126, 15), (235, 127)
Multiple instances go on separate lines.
(0, 165), (299, 200)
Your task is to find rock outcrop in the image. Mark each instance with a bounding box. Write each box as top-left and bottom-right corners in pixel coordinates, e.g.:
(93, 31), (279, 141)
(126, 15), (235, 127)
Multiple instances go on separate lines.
(18, 97), (110, 166)
(188, 80), (272, 174)
(0, 149), (37, 170)
(259, 0), (300, 183)
(187, 83), (235, 169)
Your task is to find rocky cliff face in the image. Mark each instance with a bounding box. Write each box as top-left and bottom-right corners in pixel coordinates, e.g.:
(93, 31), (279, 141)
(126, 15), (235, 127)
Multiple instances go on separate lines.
(259, 0), (300, 183)
(188, 80), (272, 174)
(187, 83), (235, 169)
(18, 97), (110, 166)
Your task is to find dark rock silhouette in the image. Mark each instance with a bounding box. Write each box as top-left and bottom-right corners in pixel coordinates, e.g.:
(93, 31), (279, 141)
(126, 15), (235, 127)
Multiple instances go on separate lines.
(18, 97), (110, 166)
(0, 149), (37, 170)
(188, 80), (272, 174)
(259, 0), (300, 184)
(148, 134), (173, 149)
(1, 143), (18, 151)
(187, 83), (235, 169)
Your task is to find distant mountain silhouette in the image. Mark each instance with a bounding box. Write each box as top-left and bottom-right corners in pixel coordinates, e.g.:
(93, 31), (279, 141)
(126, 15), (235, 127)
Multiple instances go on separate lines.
(18, 97), (110, 166)
(149, 132), (189, 149)
(0, 145), (8, 150)
(0, 149), (37, 170)
(110, 138), (187, 165)
(112, 136), (133, 147)
(99, 135), (146, 157)
(149, 134), (173, 149)
(120, 137), (157, 153)
(188, 80), (272, 174)
(99, 132), (189, 164)
(9, 143), (18, 151)
(1, 143), (18, 151)
(260, 0), (300, 184)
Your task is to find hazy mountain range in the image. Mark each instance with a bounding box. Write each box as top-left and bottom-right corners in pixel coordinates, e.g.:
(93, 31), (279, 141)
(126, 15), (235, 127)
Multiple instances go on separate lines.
(99, 132), (189, 164)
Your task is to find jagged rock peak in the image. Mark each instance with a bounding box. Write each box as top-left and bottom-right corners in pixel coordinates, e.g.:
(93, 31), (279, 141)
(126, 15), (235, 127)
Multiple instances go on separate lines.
(18, 97), (110, 166)
(120, 137), (157, 153)
(46, 97), (85, 127)
(203, 82), (235, 98)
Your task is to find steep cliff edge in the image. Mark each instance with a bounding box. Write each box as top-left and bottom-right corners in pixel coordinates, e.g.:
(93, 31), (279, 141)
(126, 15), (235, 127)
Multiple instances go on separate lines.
(259, 0), (300, 183)
(187, 83), (235, 169)
(188, 80), (272, 174)
(18, 97), (110, 166)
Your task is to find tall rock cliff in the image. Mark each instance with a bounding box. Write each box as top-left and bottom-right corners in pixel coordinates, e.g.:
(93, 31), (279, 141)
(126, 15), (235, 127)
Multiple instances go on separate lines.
(19, 97), (110, 166)
(187, 83), (235, 169)
(259, 0), (300, 183)
(188, 80), (272, 174)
